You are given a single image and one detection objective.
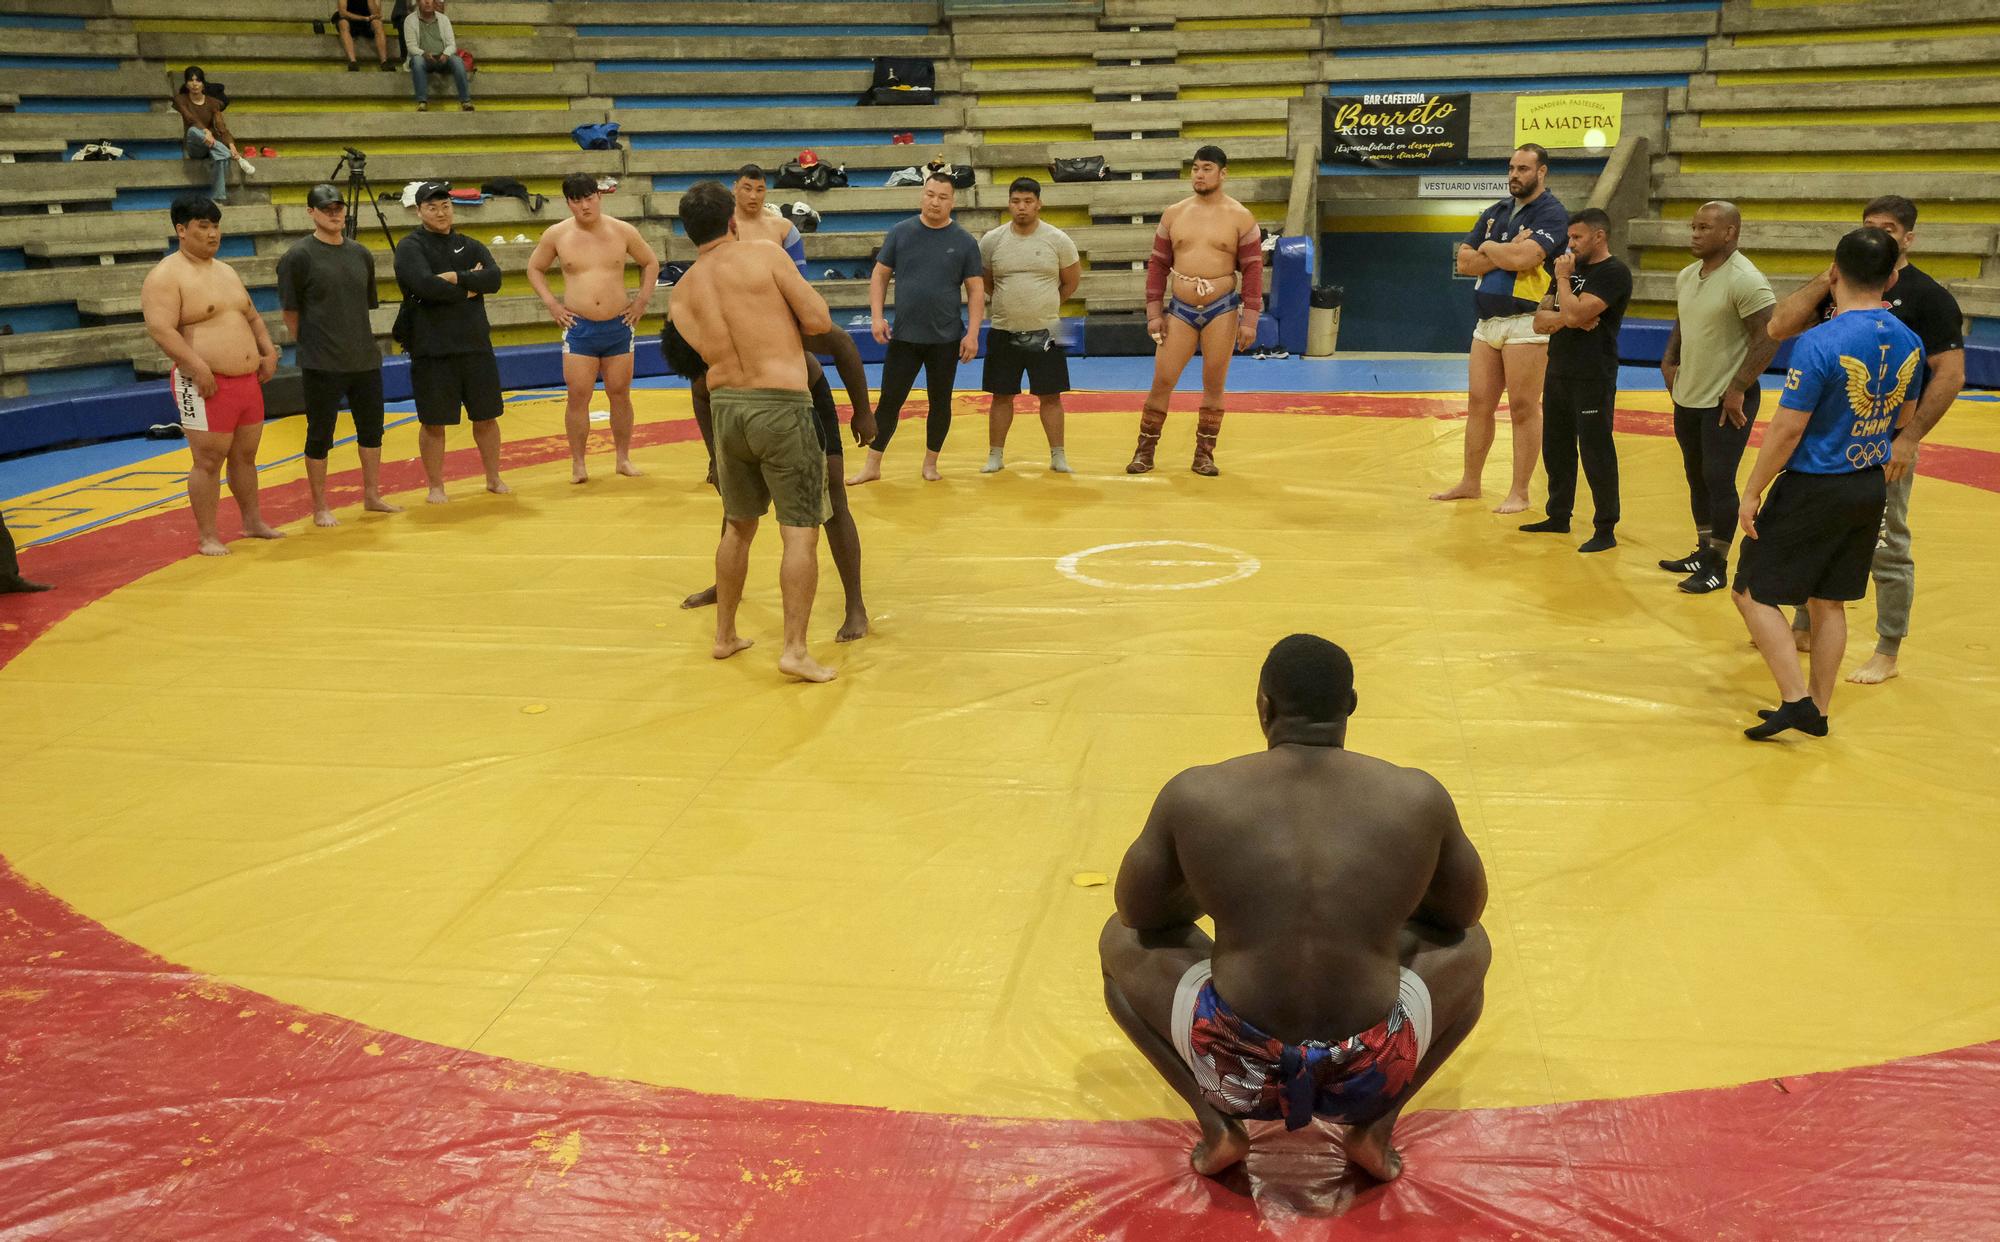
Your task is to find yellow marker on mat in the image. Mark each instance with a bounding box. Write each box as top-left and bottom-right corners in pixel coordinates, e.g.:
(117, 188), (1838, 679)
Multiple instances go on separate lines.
(1072, 872), (1108, 888)
(522, 704), (548, 715)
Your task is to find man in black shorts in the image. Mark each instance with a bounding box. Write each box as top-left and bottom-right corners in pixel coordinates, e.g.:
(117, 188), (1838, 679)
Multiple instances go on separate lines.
(978, 178), (1080, 475)
(393, 180), (508, 503)
(280, 183), (402, 527)
(1522, 207), (1630, 551)
(664, 319), (876, 642)
(1733, 227), (1924, 740)
(1767, 195), (1967, 685)
(331, 0), (395, 71)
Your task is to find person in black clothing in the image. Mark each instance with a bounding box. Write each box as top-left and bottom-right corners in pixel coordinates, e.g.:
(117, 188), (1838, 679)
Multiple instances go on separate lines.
(1, 511), (52, 594)
(1767, 194), (1967, 686)
(1522, 208), (1631, 552)
(393, 181), (508, 503)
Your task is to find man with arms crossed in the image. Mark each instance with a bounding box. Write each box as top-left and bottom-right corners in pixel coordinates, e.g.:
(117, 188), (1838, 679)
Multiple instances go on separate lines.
(142, 194), (283, 556)
(1658, 201), (1779, 595)
(665, 317), (877, 643)
(1734, 228), (1923, 740)
(1101, 634), (1490, 1180)
(670, 181), (840, 683)
(527, 172), (661, 484)
(731, 164), (809, 270)
(1768, 195), (1966, 685)
(1438, 144), (1566, 512)
(1521, 207), (1630, 552)
(848, 172), (985, 486)
(394, 180), (508, 503)
(1128, 146), (1263, 477)
(279, 183), (401, 527)
(979, 177), (1080, 475)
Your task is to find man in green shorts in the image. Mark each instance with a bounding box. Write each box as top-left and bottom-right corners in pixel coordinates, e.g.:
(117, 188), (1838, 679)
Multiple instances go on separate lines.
(669, 180), (839, 683)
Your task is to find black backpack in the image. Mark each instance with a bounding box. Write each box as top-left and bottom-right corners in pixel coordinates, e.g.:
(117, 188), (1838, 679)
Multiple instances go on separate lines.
(860, 57), (936, 106)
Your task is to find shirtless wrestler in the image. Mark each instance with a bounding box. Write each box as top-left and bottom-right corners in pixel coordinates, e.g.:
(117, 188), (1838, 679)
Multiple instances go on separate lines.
(1101, 634), (1491, 1181)
(732, 163), (809, 271)
(670, 180), (840, 683)
(666, 317), (876, 643)
(141, 194), (284, 556)
(526, 172), (661, 483)
(1127, 145), (1264, 477)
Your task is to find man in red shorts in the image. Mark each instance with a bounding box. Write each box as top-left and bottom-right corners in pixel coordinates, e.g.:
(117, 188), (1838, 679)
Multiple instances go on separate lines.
(1100, 634), (1490, 1180)
(141, 194), (283, 556)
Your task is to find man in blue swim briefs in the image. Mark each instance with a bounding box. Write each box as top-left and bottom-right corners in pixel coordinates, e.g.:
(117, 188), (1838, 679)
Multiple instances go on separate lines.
(1126, 145), (1264, 477)
(527, 172), (661, 483)
(1100, 634), (1491, 1181)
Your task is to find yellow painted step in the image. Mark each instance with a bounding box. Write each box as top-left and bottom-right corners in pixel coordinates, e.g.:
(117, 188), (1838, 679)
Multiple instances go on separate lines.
(1700, 106), (2000, 127)
(1678, 151), (2000, 173)
(1662, 199), (2000, 224)
(1732, 21), (2000, 46)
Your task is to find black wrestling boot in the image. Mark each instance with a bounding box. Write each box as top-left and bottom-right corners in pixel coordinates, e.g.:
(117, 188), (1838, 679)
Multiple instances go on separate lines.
(1677, 544), (1726, 594)
(1659, 546), (1704, 573)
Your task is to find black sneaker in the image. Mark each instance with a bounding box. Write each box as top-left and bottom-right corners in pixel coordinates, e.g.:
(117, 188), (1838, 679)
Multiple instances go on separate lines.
(1678, 565), (1725, 594)
(1659, 547), (1703, 573)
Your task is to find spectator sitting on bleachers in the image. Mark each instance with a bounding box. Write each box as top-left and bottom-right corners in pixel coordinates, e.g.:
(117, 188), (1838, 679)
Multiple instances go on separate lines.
(404, 0), (472, 113)
(333, 0), (396, 72)
(386, 0), (444, 64)
(173, 67), (251, 204)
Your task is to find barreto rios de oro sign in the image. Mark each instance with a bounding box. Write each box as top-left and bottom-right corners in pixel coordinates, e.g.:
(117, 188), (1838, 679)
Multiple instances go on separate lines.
(1322, 92), (1470, 167)
(1514, 92), (1624, 151)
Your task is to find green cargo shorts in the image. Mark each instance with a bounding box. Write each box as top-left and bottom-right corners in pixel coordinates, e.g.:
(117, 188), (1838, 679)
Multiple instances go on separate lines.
(710, 387), (830, 529)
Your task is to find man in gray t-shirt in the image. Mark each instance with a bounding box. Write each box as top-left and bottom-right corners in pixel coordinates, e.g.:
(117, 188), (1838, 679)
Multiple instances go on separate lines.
(846, 173), (985, 485)
(978, 177), (1081, 475)
(276, 182), (399, 526)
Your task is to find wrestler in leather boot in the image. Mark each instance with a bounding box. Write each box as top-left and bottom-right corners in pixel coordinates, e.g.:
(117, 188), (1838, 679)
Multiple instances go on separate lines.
(1191, 406), (1223, 476)
(1126, 405), (1166, 474)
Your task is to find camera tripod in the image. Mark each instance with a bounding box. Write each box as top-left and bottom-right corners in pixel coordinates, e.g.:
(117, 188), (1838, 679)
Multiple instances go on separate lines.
(331, 148), (396, 248)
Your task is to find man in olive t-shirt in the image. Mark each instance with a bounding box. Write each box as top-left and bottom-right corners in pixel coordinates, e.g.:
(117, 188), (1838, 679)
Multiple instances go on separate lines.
(276, 182), (401, 527)
(1658, 201), (1779, 595)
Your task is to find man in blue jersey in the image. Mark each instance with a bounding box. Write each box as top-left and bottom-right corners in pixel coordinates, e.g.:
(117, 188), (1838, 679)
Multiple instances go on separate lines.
(1439, 144), (1567, 514)
(1733, 227), (1924, 741)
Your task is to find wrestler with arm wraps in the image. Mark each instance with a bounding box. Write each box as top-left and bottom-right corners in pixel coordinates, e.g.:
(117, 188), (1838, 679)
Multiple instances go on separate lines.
(1129, 145), (1264, 477)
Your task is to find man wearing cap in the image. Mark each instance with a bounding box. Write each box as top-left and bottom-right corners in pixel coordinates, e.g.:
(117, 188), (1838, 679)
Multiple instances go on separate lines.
(393, 180), (507, 502)
(279, 183), (402, 526)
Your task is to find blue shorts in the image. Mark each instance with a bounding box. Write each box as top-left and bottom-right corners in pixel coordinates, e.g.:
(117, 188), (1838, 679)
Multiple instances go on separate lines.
(563, 315), (634, 359)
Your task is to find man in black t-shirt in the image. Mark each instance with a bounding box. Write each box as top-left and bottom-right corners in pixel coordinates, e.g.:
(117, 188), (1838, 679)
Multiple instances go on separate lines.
(1522, 208), (1631, 552)
(1767, 194), (1967, 684)
(278, 183), (400, 527)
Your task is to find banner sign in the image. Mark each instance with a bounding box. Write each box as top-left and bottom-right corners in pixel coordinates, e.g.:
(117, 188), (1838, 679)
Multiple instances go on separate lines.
(1322, 92), (1470, 167)
(1418, 175), (1509, 199)
(1514, 92), (1624, 151)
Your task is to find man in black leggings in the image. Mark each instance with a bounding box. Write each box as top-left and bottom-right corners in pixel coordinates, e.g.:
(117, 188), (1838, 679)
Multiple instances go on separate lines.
(665, 320), (876, 642)
(845, 172), (985, 485)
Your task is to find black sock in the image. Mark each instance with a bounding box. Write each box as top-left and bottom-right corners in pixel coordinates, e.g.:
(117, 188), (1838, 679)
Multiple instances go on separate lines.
(1745, 697), (1827, 740)
(1519, 517), (1569, 533)
(1577, 530), (1616, 553)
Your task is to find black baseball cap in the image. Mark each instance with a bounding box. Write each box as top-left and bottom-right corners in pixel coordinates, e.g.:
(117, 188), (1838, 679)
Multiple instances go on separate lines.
(305, 183), (343, 210)
(414, 181), (453, 204)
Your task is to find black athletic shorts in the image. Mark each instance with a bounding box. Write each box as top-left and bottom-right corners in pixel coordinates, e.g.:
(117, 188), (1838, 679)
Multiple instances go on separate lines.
(301, 367), (386, 457)
(981, 331), (1070, 397)
(410, 351), (504, 426)
(1733, 467), (1886, 606)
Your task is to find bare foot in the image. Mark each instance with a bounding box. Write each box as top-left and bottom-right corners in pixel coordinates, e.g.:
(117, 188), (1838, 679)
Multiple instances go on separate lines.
(1793, 628), (1813, 654)
(1429, 482), (1480, 502)
(836, 609), (870, 642)
(572, 462), (589, 485)
(313, 509), (339, 528)
(1491, 494), (1529, 515)
(197, 535), (230, 557)
(1848, 652), (1900, 684)
(681, 586), (717, 610)
(1341, 1118), (1404, 1183)
(242, 521), (286, 540)
(616, 458), (644, 477)
(487, 479), (512, 496)
(846, 465), (881, 487)
(712, 634), (754, 660)
(922, 462), (943, 482)
(777, 650), (837, 683)
(427, 487), (449, 505)
(1189, 1120), (1250, 1177)
(363, 496), (404, 514)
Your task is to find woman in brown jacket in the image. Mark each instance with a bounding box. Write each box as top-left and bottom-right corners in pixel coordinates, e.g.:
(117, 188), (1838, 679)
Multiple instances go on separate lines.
(173, 66), (250, 203)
